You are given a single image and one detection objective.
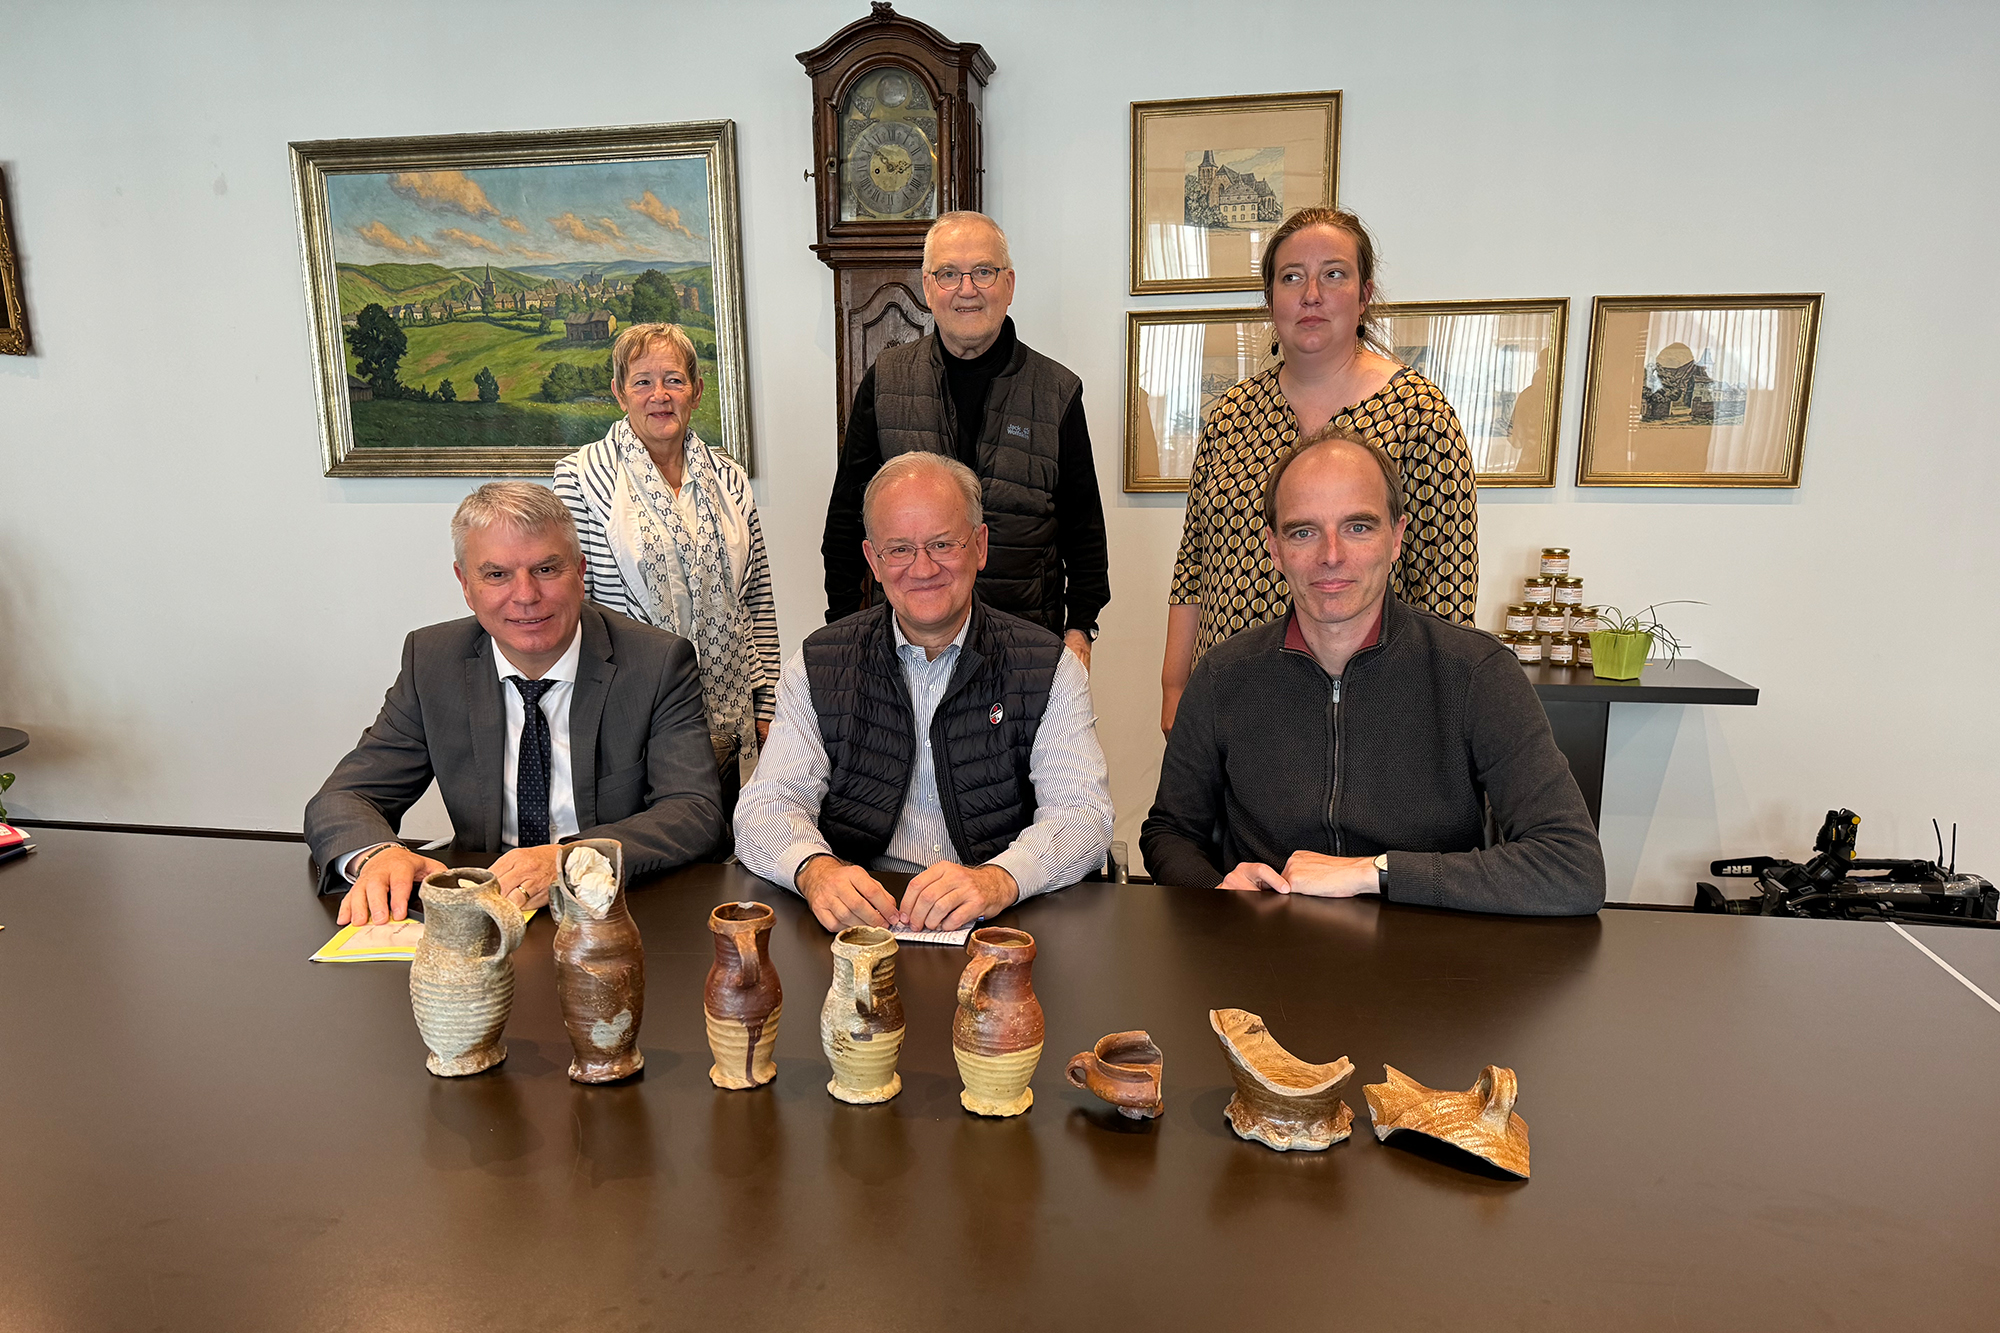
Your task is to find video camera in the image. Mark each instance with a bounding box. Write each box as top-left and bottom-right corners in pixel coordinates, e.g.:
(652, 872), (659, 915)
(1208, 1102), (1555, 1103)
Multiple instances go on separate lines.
(1695, 808), (1996, 927)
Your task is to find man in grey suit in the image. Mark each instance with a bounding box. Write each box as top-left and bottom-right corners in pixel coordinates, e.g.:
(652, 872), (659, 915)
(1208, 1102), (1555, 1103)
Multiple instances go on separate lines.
(306, 482), (722, 927)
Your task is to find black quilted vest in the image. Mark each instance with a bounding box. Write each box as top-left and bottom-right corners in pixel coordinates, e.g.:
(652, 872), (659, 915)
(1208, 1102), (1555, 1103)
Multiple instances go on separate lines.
(872, 331), (1080, 631)
(802, 598), (1064, 867)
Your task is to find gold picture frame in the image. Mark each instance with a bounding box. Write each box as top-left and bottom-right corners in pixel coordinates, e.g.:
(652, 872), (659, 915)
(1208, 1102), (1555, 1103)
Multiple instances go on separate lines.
(1577, 293), (1822, 487)
(291, 121), (753, 478)
(1377, 297), (1569, 488)
(1124, 306), (1274, 492)
(1130, 91), (1340, 295)
(0, 168), (29, 356)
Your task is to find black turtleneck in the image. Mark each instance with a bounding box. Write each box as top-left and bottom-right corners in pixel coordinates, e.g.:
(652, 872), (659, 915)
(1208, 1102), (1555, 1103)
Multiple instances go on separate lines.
(822, 317), (1110, 636)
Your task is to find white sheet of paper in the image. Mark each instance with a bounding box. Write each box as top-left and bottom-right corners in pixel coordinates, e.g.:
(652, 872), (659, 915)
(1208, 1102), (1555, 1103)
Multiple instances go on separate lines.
(891, 925), (973, 946)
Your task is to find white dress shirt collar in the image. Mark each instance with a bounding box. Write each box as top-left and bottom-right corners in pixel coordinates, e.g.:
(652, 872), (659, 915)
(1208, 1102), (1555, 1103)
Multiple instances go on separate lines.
(492, 622), (584, 685)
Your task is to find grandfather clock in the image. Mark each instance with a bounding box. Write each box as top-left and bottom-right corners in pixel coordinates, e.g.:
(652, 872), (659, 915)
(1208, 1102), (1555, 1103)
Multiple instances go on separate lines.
(799, 3), (994, 440)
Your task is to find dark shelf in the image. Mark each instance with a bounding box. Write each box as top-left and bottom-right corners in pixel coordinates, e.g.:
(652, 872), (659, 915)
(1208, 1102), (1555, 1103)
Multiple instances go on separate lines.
(1525, 658), (1758, 706)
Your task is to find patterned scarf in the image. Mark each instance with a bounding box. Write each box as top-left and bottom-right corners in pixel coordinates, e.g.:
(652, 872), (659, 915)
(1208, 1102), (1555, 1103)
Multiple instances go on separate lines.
(611, 418), (758, 762)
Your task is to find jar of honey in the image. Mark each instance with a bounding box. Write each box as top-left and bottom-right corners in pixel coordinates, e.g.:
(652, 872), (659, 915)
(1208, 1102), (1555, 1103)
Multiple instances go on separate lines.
(1504, 604), (1535, 633)
(1548, 633), (1577, 667)
(1504, 632), (1543, 665)
(1523, 577), (1555, 605)
(1539, 547), (1571, 577)
(1553, 577), (1584, 606)
(1534, 606), (1567, 635)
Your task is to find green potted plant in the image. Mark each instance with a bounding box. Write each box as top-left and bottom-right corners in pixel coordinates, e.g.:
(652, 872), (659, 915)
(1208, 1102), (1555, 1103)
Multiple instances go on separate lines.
(1587, 602), (1700, 680)
(0, 772), (13, 822)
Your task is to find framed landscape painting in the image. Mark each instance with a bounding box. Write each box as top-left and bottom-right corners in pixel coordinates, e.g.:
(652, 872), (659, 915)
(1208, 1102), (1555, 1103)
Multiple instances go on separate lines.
(1577, 293), (1822, 487)
(1130, 91), (1340, 295)
(1377, 298), (1569, 487)
(1125, 306), (1274, 491)
(292, 121), (752, 477)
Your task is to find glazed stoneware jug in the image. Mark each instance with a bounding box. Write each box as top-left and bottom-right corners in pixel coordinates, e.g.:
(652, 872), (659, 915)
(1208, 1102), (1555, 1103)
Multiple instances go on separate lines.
(820, 925), (905, 1104)
(705, 901), (782, 1089)
(952, 927), (1044, 1117)
(1210, 1007), (1353, 1152)
(550, 838), (645, 1083)
(409, 867), (526, 1077)
(1065, 1030), (1165, 1120)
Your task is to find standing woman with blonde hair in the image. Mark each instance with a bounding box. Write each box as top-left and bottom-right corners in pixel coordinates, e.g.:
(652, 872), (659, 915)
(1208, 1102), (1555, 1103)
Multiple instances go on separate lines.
(1160, 207), (1478, 735)
(554, 323), (778, 822)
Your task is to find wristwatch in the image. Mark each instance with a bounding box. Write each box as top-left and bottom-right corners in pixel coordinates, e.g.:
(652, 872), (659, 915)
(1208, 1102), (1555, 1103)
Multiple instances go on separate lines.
(1374, 852), (1389, 893)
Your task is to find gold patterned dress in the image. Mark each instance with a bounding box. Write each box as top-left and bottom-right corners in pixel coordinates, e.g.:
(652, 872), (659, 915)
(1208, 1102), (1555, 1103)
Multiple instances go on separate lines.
(1171, 365), (1479, 659)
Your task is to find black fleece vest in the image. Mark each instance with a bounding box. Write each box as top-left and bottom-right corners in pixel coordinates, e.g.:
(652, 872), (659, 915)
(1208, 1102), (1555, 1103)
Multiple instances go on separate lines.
(872, 332), (1080, 631)
(801, 599), (1064, 867)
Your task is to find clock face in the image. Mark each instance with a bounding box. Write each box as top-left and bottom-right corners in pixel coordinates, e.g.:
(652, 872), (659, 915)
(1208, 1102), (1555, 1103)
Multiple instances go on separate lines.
(839, 65), (939, 222)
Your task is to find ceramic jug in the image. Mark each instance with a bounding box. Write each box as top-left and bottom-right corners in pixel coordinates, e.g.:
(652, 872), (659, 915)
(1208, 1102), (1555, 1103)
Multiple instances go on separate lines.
(1065, 1030), (1165, 1119)
(409, 867), (526, 1077)
(705, 901), (782, 1088)
(952, 927), (1044, 1117)
(550, 838), (645, 1083)
(1210, 1007), (1353, 1152)
(821, 925), (905, 1104)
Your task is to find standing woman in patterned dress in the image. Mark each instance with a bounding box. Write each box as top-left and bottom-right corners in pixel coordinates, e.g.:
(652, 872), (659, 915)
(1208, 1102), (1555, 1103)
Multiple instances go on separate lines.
(553, 323), (779, 826)
(1159, 207), (1478, 736)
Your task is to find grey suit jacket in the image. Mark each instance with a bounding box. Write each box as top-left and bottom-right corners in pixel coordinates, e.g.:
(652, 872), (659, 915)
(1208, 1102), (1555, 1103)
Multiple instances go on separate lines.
(304, 602), (723, 894)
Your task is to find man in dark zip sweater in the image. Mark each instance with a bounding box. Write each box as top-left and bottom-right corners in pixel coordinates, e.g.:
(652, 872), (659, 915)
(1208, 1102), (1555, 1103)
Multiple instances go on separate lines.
(1141, 429), (1604, 915)
(821, 211), (1110, 660)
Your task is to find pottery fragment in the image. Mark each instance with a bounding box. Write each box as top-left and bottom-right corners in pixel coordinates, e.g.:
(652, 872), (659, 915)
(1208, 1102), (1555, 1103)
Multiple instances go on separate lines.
(1364, 1064), (1531, 1178)
(1209, 1007), (1353, 1151)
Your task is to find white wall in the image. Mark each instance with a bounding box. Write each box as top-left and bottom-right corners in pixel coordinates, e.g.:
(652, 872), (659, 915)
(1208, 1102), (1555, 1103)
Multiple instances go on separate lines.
(1, 0), (1993, 901)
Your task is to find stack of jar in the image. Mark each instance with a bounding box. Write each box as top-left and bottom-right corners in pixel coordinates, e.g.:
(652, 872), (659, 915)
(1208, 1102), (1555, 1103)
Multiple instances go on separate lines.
(1499, 547), (1601, 668)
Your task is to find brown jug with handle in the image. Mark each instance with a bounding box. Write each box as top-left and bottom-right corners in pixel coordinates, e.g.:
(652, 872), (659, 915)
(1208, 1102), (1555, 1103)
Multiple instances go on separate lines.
(705, 901), (781, 1088)
(952, 927), (1043, 1116)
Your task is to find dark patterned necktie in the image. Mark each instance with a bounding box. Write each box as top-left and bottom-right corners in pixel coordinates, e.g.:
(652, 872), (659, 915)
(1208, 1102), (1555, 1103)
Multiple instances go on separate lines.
(509, 676), (557, 848)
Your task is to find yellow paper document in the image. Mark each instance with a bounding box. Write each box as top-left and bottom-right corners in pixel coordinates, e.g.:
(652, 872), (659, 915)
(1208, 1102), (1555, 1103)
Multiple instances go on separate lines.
(312, 910), (537, 963)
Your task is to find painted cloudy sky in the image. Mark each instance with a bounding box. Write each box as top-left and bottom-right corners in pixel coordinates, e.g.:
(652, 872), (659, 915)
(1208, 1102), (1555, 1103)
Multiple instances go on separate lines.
(326, 158), (712, 269)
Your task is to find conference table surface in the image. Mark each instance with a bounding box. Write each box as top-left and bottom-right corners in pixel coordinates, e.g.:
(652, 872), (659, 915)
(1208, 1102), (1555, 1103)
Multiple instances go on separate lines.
(2, 829), (1996, 1332)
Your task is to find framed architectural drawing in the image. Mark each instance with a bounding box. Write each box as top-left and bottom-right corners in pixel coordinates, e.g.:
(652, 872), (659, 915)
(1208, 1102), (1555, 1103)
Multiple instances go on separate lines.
(291, 121), (752, 477)
(1125, 306), (1274, 491)
(1577, 293), (1822, 487)
(0, 168), (29, 356)
(1378, 298), (1569, 487)
(1130, 91), (1340, 295)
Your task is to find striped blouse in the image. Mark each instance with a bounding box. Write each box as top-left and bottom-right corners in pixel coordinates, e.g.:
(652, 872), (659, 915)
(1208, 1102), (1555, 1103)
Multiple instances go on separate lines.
(552, 435), (780, 724)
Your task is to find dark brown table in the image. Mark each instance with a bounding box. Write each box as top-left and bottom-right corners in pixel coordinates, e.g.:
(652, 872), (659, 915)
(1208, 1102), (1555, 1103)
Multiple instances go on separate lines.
(0, 726), (27, 760)
(3, 827), (1995, 1331)
(1527, 660), (1759, 823)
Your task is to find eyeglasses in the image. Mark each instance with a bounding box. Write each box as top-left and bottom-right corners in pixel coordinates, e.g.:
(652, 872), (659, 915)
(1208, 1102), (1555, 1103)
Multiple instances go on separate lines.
(874, 536), (973, 568)
(926, 265), (1004, 290)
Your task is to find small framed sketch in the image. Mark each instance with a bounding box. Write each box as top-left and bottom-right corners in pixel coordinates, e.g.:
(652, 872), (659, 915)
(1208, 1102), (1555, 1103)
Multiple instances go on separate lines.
(1377, 298), (1569, 487)
(1129, 91), (1340, 295)
(1125, 306), (1274, 491)
(1577, 293), (1822, 487)
(291, 120), (752, 477)
(0, 168), (29, 356)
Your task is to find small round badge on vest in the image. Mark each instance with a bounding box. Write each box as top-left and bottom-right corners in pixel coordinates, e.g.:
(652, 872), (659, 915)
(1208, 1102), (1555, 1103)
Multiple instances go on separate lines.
(989, 702), (1004, 725)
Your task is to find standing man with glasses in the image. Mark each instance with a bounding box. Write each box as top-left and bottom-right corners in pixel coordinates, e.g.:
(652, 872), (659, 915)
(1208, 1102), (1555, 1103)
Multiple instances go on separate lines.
(821, 211), (1110, 666)
(739, 453), (1114, 932)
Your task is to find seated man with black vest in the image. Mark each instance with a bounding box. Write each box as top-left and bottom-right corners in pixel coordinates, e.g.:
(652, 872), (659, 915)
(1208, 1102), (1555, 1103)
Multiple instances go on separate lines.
(821, 210), (1110, 667)
(737, 452), (1115, 932)
(1141, 428), (1605, 915)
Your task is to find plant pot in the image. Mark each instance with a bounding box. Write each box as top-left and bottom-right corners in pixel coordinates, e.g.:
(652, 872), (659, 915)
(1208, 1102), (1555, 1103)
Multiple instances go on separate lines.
(1589, 630), (1652, 680)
